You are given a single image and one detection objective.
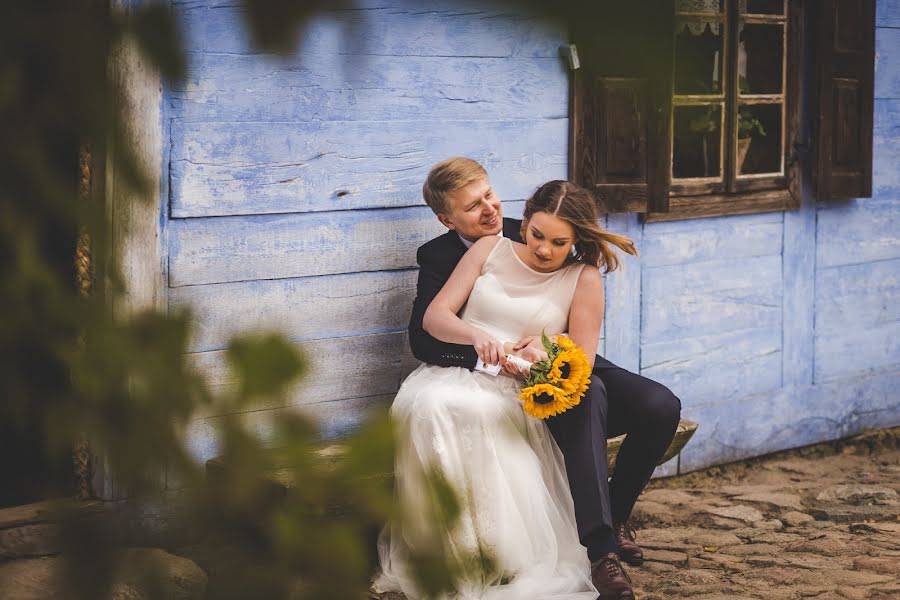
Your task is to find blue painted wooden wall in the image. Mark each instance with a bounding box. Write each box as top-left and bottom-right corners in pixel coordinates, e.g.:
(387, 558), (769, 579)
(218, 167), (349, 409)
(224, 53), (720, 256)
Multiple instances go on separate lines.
(165, 0), (900, 478)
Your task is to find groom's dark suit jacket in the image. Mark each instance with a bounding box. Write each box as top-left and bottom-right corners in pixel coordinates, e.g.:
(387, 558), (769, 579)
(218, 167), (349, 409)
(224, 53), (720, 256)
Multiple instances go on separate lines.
(408, 217), (616, 371)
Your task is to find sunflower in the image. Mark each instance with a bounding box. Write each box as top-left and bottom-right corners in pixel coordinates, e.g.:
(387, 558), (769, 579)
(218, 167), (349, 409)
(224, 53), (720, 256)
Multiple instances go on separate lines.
(514, 332), (592, 420)
(520, 383), (576, 420)
(554, 335), (577, 352)
(547, 346), (592, 398)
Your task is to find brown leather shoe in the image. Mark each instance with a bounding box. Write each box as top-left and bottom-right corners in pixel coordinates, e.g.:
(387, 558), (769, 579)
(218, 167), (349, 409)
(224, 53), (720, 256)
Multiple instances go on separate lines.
(613, 521), (644, 566)
(591, 552), (635, 600)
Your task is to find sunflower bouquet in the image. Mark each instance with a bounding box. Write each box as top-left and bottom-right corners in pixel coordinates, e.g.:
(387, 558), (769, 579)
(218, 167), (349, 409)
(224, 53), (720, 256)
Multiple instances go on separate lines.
(508, 333), (592, 420)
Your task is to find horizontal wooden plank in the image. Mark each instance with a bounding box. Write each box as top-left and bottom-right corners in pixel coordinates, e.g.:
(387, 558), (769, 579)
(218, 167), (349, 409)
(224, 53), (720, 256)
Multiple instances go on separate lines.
(876, 26), (900, 98)
(815, 258), (900, 335)
(184, 394), (394, 468)
(168, 201), (525, 286)
(640, 327), (782, 407)
(640, 255), (783, 344)
(816, 196), (900, 268)
(873, 99), (900, 195)
(814, 319), (900, 383)
(171, 270), (417, 353)
(641, 212), (782, 268)
(174, 1), (566, 58)
(170, 119), (565, 217)
(678, 369), (900, 473)
(877, 0), (900, 27)
(172, 53), (567, 122)
(188, 331), (407, 420)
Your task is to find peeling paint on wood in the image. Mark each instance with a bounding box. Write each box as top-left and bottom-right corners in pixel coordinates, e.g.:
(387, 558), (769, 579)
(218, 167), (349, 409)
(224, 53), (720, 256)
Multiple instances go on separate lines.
(170, 120), (565, 217)
(816, 196), (900, 268)
(172, 53), (567, 123)
(174, 1), (567, 58)
(877, 0), (900, 26)
(679, 370), (900, 473)
(171, 270), (418, 353)
(183, 394), (394, 470)
(873, 99), (900, 195)
(641, 327), (782, 406)
(815, 258), (900, 335)
(169, 201), (524, 286)
(604, 214), (642, 372)
(814, 321), (900, 383)
(641, 255), (783, 344)
(641, 212), (782, 268)
(782, 192), (816, 387)
(188, 331), (407, 420)
(876, 27), (900, 99)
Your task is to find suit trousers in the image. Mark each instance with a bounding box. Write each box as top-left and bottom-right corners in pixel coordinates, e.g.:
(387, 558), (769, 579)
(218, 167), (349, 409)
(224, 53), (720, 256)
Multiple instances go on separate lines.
(543, 359), (682, 549)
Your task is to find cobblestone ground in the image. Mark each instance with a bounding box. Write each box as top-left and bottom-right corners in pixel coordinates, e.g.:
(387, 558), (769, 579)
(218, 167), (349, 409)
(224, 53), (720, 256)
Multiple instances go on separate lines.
(624, 429), (900, 600)
(376, 428), (900, 600)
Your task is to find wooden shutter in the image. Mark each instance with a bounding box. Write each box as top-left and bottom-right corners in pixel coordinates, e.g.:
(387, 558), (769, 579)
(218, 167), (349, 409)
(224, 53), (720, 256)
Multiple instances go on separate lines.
(813, 0), (876, 200)
(569, 2), (674, 213)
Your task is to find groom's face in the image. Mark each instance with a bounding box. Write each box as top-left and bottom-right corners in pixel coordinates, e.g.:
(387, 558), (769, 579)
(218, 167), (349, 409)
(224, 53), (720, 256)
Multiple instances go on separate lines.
(438, 177), (503, 243)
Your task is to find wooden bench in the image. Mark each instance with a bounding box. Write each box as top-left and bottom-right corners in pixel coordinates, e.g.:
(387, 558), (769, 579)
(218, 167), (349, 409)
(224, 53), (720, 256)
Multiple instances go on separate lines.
(206, 419), (698, 518)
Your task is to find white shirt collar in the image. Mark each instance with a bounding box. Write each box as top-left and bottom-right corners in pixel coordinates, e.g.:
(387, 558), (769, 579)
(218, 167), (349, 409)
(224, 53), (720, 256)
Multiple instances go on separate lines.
(458, 229), (503, 249)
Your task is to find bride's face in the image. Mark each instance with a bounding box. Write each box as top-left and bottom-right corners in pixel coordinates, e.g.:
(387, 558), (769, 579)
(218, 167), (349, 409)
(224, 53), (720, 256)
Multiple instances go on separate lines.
(522, 211), (576, 272)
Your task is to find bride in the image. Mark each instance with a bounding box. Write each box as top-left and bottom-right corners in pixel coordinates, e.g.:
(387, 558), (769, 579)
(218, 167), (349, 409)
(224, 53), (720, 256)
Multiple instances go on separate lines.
(374, 180), (636, 599)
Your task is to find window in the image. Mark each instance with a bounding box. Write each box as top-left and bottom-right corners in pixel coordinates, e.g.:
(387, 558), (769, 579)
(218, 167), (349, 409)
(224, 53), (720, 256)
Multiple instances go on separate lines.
(569, 0), (875, 221)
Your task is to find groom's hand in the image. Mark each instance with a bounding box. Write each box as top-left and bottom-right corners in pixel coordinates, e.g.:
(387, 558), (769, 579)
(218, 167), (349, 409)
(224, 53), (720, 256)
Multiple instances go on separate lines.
(512, 337), (548, 363)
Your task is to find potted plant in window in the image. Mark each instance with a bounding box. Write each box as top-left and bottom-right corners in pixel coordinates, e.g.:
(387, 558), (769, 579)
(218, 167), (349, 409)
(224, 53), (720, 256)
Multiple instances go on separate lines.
(737, 107), (766, 172)
(737, 76), (767, 172)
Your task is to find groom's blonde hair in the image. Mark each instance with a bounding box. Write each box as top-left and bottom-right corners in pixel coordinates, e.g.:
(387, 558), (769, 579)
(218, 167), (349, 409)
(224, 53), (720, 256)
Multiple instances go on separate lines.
(422, 157), (488, 216)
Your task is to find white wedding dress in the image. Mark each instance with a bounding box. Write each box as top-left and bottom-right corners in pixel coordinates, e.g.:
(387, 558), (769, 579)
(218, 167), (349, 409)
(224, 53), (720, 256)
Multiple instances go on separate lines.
(373, 238), (598, 599)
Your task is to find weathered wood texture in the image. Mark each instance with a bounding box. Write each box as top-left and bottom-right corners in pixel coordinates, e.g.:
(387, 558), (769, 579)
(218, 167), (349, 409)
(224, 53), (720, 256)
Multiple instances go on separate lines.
(173, 1), (567, 57)
(678, 370), (900, 473)
(877, 0), (900, 26)
(188, 332), (409, 420)
(165, 0), (568, 472)
(183, 395), (394, 470)
(603, 214), (642, 372)
(876, 26), (900, 99)
(639, 212), (784, 412)
(103, 0), (167, 500)
(169, 201), (524, 286)
(170, 121), (565, 217)
(171, 270), (418, 353)
(161, 0), (900, 476)
(873, 99), (900, 195)
(172, 54), (567, 123)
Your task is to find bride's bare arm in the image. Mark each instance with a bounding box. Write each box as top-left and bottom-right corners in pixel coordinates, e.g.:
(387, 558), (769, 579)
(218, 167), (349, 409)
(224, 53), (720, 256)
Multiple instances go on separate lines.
(423, 236), (506, 364)
(567, 266), (604, 369)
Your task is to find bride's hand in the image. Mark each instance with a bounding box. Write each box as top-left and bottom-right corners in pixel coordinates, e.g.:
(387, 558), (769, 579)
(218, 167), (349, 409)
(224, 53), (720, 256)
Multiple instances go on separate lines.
(472, 329), (506, 366)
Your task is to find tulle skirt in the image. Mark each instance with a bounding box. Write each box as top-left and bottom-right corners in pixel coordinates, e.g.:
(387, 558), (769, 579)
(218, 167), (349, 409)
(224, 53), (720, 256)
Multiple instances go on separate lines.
(372, 364), (597, 600)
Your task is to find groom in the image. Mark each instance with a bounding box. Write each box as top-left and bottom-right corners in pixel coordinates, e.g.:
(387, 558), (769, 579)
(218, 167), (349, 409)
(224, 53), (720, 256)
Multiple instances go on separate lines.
(408, 157), (682, 600)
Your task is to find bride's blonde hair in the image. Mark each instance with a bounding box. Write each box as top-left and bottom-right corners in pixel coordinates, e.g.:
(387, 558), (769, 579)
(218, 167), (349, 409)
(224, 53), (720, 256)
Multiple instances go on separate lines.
(522, 180), (637, 273)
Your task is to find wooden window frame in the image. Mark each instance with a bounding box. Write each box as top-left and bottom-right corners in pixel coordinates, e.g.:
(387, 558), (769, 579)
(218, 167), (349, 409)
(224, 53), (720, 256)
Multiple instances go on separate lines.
(644, 0), (802, 222)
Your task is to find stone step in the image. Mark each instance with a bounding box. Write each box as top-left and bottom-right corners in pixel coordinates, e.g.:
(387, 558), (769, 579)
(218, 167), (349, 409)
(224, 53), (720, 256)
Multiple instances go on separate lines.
(0, 499), (105, 560)
(205, 419), (698, 520)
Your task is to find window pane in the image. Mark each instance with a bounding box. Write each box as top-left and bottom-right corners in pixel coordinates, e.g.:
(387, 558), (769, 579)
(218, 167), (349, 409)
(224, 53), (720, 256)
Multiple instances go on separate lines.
(737, 103), (782, 175)
(677, 0), (724, 13)
(741, 0), (784, 15)
(675, 20), (724, 94)
(739, 23), (784, 95)
(673, 105), (722, 179)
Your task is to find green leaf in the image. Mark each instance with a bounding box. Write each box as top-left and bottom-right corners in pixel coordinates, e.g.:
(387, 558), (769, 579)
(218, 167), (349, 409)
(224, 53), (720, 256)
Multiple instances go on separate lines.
(226, 333), (306, 399)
